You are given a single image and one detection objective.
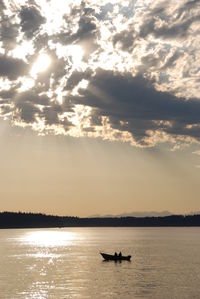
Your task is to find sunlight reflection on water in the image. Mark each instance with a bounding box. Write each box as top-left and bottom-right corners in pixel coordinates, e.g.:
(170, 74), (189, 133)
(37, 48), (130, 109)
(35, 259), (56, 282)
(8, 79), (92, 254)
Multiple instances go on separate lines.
(0, 228), (200, 299)
(20, 230), (79, 247)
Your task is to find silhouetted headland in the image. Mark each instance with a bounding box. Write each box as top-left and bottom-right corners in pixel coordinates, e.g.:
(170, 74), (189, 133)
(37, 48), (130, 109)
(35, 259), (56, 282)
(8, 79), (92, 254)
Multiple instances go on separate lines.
(1, 212), (200, 228)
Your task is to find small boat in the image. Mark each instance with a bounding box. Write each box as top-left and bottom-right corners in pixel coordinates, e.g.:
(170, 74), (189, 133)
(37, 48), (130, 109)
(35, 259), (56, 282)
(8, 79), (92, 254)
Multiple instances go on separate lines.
(100, 252), (131, 261)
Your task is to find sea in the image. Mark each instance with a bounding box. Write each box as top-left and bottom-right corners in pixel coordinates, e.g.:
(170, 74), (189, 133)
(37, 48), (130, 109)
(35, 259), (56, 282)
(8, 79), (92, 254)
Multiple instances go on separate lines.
(0, 227), (200, 299)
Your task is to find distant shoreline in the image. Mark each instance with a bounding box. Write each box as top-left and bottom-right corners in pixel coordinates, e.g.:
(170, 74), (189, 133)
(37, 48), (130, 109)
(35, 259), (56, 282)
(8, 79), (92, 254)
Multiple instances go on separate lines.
(1, 212), (200, 229)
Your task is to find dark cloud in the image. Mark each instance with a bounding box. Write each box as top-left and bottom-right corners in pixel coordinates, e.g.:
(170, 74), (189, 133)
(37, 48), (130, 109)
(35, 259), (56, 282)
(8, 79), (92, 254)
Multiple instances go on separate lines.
(65, 69), (92, 90)
(57, 9), (97, 44)
(139, 0), (200, 40)
(19, 6), (46, 38)
(0, 88), (16, 99)
(69, 69), (200, 145)
(42, 104), (62, 126)
(75, 9), (97, 41)
(32, 33), (50, 53)
(54, 5), (99, 59)
(12, 89), (73, 129)
(113, 29), (135, 52)
(0, 0), (5, 9)
(8, 90), (49, 123)
(0, 55), (28, 80)
(41, 103), (73, 130)
(0, 17), (19, 51)
(16, 101), (41, 123)
(16, 90), (50, 106)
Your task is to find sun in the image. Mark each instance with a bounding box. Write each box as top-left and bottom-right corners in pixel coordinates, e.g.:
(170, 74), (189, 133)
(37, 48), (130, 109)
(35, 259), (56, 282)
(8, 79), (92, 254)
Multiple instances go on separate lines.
(31, 53), (51, 77)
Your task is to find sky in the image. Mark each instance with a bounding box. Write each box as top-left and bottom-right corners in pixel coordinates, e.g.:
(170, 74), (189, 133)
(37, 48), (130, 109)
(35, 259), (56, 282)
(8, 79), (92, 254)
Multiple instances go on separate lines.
(0, 0), (200, 216)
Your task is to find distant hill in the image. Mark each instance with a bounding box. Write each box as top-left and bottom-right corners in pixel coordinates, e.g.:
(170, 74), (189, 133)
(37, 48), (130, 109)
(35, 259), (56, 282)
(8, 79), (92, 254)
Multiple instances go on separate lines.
(89, 211), (172, 218)
(0, 211), (200, 228)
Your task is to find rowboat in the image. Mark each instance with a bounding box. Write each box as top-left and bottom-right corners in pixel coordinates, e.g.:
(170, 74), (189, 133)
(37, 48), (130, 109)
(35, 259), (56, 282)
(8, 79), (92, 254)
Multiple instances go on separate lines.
(100, 252), (131, 261)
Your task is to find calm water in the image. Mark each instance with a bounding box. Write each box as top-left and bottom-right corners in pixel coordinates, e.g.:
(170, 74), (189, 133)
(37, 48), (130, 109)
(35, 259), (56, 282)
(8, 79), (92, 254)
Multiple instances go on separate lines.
(0, 227), (200, 299)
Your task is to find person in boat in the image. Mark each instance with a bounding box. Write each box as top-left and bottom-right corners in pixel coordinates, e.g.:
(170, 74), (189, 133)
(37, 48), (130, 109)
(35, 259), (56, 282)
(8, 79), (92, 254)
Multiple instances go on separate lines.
(114, 252), (117, 257)
(119, 251), (122, 257)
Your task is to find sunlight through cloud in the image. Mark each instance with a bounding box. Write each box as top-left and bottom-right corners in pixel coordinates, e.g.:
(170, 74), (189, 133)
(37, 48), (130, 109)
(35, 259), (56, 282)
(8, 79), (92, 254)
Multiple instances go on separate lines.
(31, 53), (51, 77)
(0, 0), (200, 149)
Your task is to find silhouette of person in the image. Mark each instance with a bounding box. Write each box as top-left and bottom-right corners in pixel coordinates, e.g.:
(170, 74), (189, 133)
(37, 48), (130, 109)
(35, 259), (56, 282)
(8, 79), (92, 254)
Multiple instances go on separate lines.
(114, 252), (117, 257)
(119, 251), (122, 257)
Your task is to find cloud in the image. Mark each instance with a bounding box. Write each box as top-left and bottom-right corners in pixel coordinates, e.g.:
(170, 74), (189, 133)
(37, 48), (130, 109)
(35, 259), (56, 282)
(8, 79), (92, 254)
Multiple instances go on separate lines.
(0, 0), (200, 148)
(51, 4), (99, 60)
(0, 17), (19, 51)
(68, 68), (200, 146)
(139, 1), (200, 40)
(19, 6), (46, 38)
(0, 55), (28, 79)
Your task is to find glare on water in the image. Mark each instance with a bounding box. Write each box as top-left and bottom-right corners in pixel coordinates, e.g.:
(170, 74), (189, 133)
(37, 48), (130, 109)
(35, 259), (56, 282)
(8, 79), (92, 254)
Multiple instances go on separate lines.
(22, 230), (78, 247)
(0, 227), (200, 299)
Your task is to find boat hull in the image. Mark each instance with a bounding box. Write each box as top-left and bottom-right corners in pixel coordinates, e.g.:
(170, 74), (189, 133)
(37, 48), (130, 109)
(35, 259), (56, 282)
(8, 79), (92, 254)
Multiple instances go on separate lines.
(100, 252), (131, 261)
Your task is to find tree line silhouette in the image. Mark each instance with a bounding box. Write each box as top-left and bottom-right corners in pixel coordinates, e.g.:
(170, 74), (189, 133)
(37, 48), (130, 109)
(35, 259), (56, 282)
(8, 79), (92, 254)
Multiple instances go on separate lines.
(0, 212), (200, 228)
